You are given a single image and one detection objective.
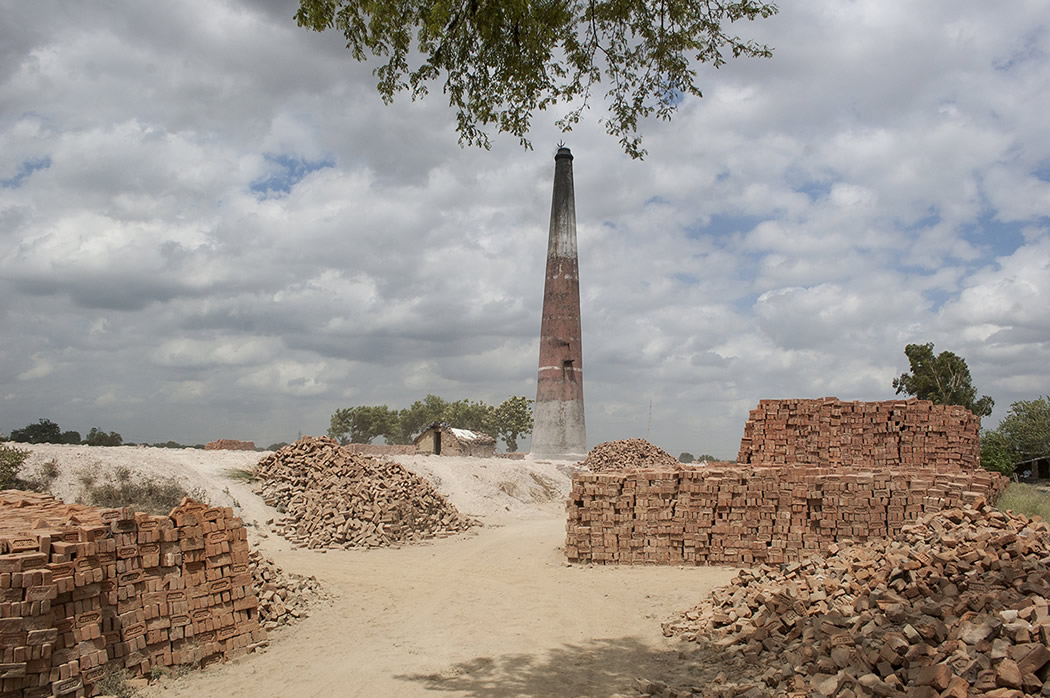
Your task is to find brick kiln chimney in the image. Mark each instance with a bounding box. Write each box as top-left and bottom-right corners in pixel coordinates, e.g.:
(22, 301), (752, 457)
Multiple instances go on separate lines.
(531, 146), (587, 458)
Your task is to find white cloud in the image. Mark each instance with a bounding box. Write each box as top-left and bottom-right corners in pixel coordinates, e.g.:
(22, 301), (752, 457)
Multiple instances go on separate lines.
(1, 0), (1048, 456)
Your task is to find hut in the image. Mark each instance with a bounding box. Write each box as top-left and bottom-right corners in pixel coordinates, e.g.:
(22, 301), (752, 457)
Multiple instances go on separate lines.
(413, 422), (496, 457)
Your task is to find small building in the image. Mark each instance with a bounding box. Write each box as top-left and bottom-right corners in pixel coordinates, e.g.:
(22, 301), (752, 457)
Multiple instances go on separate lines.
(413, 422), (496, 457)
(1017, 455), (1050, 480)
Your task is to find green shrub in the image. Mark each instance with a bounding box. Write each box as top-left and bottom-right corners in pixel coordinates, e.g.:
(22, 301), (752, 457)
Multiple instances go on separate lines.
(77, 465), (208, 515)
(14, 458), (61, 493)
(0, 444), (30, 488)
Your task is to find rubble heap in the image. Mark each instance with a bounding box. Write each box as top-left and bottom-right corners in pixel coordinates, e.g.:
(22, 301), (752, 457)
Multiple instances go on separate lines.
(579, 439), (681, 472)
(0, 491), (264, 697)
(738, 398), (980, 469)
(566, 466), (1006, 565)
(255, 436), (474, 550)
(661, 500), (1050, 697)
(248, 549), (328, 630)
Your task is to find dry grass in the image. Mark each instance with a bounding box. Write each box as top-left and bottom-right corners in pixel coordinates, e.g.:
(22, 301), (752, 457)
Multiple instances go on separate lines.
(77, 464), (208, 515)
(995, 482), (1050, 520)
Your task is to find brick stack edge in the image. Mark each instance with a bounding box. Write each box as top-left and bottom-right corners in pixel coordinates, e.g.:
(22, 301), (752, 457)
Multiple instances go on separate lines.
(0, 492), (265, 697)
(736, 397), (979, 467)
(566, 398), (1006, 566)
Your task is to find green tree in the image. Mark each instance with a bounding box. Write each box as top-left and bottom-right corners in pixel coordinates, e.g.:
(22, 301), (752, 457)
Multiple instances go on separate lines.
(328, 405), (401, 444)
(396, 394), (452, 443)
(444, 398), (496, 435)
(294, 0), (778, 158)
(678, 452), (694, 463)
(9, 419), (63, 444)
(990, 396), (1050, 475)
(85, 428), (123, 447)
(979, 429), (1015, 476)
(60, 430), (81, 445)
(0, 444), (30, 488)
(892, 343), (994, 418)
(492, 396), (534, 452)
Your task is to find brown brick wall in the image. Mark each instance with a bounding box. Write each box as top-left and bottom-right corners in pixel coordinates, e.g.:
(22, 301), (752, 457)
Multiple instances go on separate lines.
(0, 491), (264, 696)
(565, 465), (1006, 566)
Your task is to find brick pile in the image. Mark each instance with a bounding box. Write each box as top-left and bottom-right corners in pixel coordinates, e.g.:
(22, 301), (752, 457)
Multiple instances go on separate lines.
(565, 465), (1006, 566)
(255, 436), (473, 550)
(737, 398), (980, 469)
(341, 444), (415, 457)
(658, 501), (1050, 697)
(248, 549), (327, 630)
(204, 440), (256, 451)
(579, 439), (681, 473)
(0, 490), (265, 697)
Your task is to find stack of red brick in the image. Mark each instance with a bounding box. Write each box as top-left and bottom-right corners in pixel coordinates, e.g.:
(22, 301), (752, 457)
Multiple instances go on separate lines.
(737, 398), (979, 469)
(0, 491), (265, 697)
(565, 466), (1006, 566)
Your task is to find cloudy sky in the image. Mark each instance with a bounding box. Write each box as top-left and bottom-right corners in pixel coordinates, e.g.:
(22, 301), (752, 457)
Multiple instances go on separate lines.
(2, 1), (1048, 458)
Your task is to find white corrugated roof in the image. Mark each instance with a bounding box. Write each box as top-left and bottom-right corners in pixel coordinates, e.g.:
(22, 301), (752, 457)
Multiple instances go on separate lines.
(449, 427), (482, 441)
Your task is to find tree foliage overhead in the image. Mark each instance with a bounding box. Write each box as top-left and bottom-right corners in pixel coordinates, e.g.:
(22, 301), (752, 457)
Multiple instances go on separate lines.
(294, 0), (778, 158)
(892, 343), (994, 418)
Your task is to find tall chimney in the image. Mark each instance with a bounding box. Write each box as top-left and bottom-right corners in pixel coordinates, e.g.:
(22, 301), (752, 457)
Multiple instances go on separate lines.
(531, 146), (586, 458)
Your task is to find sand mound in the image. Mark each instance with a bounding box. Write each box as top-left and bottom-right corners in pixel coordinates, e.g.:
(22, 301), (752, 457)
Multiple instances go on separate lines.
(580, 438), (681, 472)
(254, 436), (474, 549)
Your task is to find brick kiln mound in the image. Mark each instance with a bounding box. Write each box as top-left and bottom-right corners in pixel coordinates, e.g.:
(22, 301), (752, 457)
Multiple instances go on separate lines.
(579, 438), (681, 472)
(254, 436), (474, 550)
(659, 500), (1050, 697)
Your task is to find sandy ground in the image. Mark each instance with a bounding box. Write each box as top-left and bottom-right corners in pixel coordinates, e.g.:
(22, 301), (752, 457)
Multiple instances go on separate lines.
(12, 444), (739, 697)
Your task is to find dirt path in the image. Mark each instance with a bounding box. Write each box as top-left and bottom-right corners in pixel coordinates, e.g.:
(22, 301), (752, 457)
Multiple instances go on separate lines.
(16, 445), (738, 697)
(145, 508), (736, 698)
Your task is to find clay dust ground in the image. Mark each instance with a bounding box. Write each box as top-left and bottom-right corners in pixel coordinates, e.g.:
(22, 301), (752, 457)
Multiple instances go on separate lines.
(16, 445), (738, 697)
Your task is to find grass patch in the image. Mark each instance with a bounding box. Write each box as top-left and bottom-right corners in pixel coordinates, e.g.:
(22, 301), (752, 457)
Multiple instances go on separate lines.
(77, 464), (208, 515)
(224, 467), (256, 482)
(92, 666), (136, 698)
(995, 482), (1050, 520)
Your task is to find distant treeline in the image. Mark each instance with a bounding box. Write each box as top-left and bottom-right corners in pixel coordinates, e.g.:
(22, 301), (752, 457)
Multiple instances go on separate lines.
(2, 418), (287, 451)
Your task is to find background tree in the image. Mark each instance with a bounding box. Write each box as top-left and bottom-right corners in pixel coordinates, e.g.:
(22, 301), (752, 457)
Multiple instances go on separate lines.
(979, 429), (1014, 476)
(328, 405), (401, 444)
(294, 0), (778, 158)
(981, 396), (1050, 477)
(999, 396), (1050, 463)
(9, 419), (63, 444)
(444, 398), (497, 435)
(892, 342), (994, 418)
(84, 428), (123, 447)
(60, 430), (82, 445)
(395, 394), (451, 444)
(492, 396), (534, 452)
(678, 452), (694, 463)
(329, 394), (532, 451)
